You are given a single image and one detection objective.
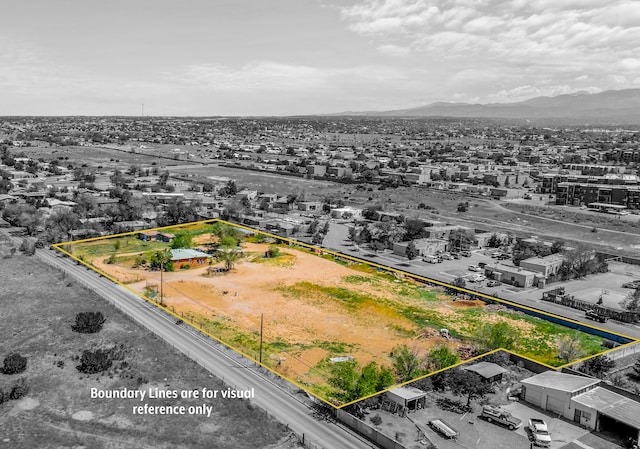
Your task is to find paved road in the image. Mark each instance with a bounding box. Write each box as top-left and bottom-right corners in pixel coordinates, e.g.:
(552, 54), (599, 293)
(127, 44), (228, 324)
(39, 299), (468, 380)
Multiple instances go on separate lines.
(324, 222), (640, 341)
(2, 230), (376, 449)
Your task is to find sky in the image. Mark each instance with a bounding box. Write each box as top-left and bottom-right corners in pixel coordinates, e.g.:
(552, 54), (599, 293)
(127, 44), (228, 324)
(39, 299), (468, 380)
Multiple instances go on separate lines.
(1, 0), (639, 116)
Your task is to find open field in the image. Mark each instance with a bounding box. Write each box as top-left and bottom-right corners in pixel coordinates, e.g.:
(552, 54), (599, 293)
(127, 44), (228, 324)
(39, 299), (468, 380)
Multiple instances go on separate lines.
(16, 144), (205, 170)
(0, 232), (290, 449)
(171, 164), (640, 255)
(61, 220), (613, 404)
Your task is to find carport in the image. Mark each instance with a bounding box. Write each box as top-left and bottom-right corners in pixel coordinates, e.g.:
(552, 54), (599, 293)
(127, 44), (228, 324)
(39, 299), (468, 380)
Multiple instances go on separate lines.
(385, 386), (427, 411)
(572, 387), (640, 441)
(462, 361), (507, 383)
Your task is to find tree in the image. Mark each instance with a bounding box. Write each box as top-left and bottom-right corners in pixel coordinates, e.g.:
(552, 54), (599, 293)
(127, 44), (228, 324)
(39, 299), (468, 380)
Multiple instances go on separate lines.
(71, 312), (106, 333)
(475, 321), (519, 352)
(620, 288), (640, 313)
(391, 345), (425, 382)
(152, 248), (173, 272)
(457, 202), (468, 213)
(579, 355), (615, 378)
(308, 219), (320, 235)
(347, 226), (358, 243)
(404, 219), (425, 240)
(557, 332), (584, 363)
(217, 247), (242, 271)
(328, 360), (395, 403)
(427, 345), (459, 371)
(171, 233), (193, 249)
(405, 241), (419, 260)
(311, 232), (324, 245)
(432, 368), (492, 407)
(487, 233), (501, 248)
(76, 349), (113, 374)
(1, 353), (27, 375)
(551, 240), (565, 254)
(453, 277), (466, 288)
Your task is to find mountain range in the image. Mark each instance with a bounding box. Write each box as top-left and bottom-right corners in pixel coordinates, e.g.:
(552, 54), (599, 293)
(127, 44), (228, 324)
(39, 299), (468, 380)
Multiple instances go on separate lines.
(334, 89), (640, 124)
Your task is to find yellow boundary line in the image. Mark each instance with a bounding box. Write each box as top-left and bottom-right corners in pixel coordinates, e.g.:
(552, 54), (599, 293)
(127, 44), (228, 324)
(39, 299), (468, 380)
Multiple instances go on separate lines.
(53, 218), (639, 409)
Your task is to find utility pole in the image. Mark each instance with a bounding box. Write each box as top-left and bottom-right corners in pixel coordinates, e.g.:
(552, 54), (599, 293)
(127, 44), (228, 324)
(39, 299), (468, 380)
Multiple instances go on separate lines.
(142, 103), (144, 117)
(259, 313), (264, 364)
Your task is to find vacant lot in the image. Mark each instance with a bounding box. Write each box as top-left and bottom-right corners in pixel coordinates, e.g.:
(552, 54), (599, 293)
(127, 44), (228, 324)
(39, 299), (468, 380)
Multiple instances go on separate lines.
(0, 233), (290, 449)
(64, 221), (610, 403)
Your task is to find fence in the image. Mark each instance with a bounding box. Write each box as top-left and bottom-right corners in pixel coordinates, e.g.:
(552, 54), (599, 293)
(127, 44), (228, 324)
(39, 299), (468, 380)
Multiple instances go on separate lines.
(334, 408), (413, 449)
(542, 287), (639, 323)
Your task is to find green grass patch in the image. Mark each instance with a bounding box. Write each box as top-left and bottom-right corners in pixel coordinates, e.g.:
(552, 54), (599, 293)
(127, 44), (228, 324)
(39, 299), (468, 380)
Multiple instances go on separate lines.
(313, 341), (357, 354)
(277, 282), (372, 310)
(64, 236), (169, 262)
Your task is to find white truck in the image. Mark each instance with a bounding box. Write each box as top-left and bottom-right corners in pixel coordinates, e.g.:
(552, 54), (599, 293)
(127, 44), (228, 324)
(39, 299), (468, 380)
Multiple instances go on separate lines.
(528, 418), (551, 447)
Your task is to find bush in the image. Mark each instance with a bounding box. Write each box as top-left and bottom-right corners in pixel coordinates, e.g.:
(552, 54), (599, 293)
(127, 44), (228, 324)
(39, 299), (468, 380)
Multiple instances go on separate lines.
(0, 388), (9, 405)
(9, 378), (29, 400)
(76, 349), (113, 374)
(71, 311), (106, 333)
(2, 352), (27, 374)
(370, 414), (382, 426)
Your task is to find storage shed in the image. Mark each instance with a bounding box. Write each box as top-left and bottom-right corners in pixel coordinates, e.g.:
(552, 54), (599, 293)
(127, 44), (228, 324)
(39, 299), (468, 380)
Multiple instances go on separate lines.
(385, 386), (427, 411)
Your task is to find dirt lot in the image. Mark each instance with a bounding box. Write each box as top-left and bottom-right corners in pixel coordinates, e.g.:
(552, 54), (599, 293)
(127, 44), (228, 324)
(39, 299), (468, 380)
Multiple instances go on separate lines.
(77, 224), (607, 402)
(93, 242), (467, 388)
(0, 234), (291, 449)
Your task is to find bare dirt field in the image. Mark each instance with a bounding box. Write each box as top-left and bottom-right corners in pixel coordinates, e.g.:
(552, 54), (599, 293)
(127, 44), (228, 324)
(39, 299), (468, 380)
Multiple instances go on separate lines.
(0, 234), (290, 449)
(79, 224), (607, 401)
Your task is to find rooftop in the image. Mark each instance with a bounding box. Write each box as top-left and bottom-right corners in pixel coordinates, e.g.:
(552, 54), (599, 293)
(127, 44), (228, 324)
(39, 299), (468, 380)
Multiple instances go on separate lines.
(462, 361), (508, 379)
(170, 249), (213, 261)
(521, 371), (600, 393)
(573, 386), (640, 430)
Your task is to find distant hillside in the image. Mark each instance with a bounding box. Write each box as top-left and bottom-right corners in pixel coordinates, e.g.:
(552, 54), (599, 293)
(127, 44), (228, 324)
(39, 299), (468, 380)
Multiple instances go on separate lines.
(335, 89), (640, 124)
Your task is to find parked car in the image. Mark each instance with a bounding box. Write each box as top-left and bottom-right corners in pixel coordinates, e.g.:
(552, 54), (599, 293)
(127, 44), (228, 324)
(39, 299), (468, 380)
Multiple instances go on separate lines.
(440, 252), (453, 260)
(481, 405), (522, 430)
(460, 250), (471, 257)
(423, 255), (439, 264)
(528, 418), (551, 447)
(468, 265), (481, 272)
(585, 309), (607, 323)
(487, 280), (502, 287)
(497, 253), (511, 260)
(428, 419), (458, 439)
(451, 253), (461, 259)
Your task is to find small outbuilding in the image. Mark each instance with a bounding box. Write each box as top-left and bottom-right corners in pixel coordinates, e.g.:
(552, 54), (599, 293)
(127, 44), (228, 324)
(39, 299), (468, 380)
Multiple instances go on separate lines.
(462, 361), (508, 383)
(385, 386), (427, 411)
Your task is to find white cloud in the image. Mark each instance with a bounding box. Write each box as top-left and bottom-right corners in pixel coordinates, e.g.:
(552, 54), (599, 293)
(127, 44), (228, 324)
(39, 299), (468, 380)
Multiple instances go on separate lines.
(339, 0), (640, 101)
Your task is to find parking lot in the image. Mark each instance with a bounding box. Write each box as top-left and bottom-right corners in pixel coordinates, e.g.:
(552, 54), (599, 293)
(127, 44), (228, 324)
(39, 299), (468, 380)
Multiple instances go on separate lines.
(503, 401), (590, 449)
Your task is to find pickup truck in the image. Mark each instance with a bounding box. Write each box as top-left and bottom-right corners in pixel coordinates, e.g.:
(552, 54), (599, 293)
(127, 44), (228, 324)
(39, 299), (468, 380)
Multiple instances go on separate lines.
(428, 419), (459, 439)
(585, 309), (607, 323)
(528, 418), (551, 447)
(481, 405), (522, 430)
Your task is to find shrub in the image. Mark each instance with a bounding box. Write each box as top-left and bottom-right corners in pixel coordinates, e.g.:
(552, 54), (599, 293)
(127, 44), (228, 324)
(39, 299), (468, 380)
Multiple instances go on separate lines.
(370, 414), (382, 426)
(0, 388), (9, 405)
(9, 378), (29, 400)
(76, 349), (113, 374)
(71, 311), (106, 333)
(2, 352), (27, 374)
